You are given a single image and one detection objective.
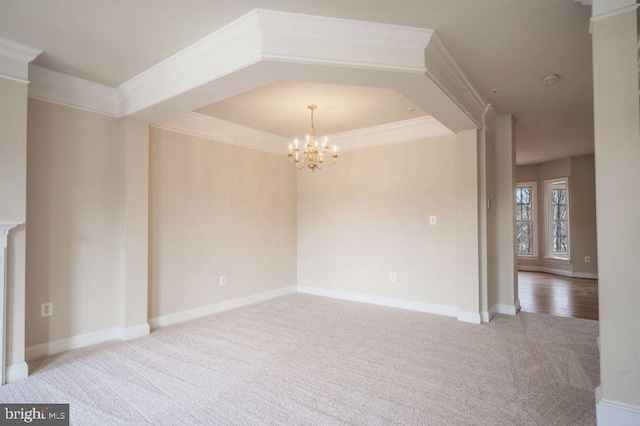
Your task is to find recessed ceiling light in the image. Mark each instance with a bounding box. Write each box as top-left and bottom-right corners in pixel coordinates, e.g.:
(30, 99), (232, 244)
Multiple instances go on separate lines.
(542, 74), (560, 85)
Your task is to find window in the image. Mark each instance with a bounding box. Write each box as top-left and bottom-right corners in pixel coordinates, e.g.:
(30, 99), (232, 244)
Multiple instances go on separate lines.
(545, 178), (569, 260)
(516, 182), (537, 257)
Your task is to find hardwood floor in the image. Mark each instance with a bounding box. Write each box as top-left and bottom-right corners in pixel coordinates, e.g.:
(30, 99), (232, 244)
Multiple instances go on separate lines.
(518, 271), (599, 320)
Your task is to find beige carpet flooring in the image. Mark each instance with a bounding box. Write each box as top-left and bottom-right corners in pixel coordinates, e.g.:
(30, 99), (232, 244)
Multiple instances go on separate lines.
(0, 294), (600, 425)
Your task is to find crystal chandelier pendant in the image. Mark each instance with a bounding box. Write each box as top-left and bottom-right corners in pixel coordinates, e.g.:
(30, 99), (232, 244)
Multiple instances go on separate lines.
(287, 105), (339, 172)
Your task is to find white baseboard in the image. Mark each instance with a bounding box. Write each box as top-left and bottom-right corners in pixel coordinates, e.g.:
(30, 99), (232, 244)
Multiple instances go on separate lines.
(596, 387), (640, 425)
(496, 303), (518, 315)
(573, 271), (599, 279)
(457, 310), (482, 324)
(25, 286), (296, 361)
(481, 304), (497, 322)
(297, 285), (460, 318)
(26, 327), (122, 361)
(148, 285), (297, 330)
(5, 362), (28, 383)
(120, 323), (150, 341)
(518, 265), (598, 279)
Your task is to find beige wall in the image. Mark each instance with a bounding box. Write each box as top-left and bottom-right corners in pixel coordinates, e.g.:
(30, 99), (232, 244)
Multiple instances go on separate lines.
(456, 130), (481, 317)
(0, 79), (28, 222)
(516, 155), (597, 276)
(297, 134), (478, 312)
(569, 155), (597, 275)
(494, 115), (518, 308)
(483, 130), (498, 312)
(26, 99), (123, 346)
(148, 127), (297, 319)
(121, 119), (150, 330)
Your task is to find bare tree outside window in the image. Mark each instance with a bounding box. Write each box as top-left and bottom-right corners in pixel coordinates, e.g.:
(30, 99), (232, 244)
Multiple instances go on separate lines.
(545, 179), (569, 260)
(516, 183), (536, 256)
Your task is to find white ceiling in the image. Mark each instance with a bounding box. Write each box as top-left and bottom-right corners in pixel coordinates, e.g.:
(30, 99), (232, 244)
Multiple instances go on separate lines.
(196, 82), (428, 138)
(0, 0), (594, 165)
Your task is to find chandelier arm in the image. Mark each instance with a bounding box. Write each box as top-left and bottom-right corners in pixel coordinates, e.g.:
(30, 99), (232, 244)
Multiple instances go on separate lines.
(286, 104), (338, 172)
(326, 157), (338, 167)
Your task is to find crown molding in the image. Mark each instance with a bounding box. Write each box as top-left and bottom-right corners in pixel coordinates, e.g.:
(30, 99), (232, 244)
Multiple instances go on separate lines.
(117, 9), (432, 117)
(117, 10), (264, 116)
(327, 116), (453, 151)
(18, 8), (483, 137)
(154, 112), (453, 156)
(0, 37), (42, 83)
(0, 37), (42, 63)
(424, 33), (490, 130)
(257, 9), (432, 73)
(591, 3), (639, 22)
(152, 112), (289, 155)
(28, 65), (120, 116)
(24, 9), (433, 118)
(482, 103), (499, 136)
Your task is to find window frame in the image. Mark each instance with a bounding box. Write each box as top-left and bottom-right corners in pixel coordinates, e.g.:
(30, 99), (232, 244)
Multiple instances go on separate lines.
(515, 181), (538, 259)
(544, 177), (570, 262)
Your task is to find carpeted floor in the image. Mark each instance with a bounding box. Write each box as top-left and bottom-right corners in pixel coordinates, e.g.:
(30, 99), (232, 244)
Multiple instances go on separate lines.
(0, 294), (599, 425)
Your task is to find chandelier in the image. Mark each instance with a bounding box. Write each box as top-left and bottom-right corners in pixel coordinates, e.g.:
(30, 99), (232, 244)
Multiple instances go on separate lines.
(287, 105), (338, 171)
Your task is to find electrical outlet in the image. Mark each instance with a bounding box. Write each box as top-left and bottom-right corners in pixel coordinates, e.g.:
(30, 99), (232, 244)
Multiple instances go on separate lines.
(389, 272), (397, 282)
(429, 216), (437, 225)
(41, 302), (53, 317)
(584, 256), (591, 263)
(219, 276), (226, 286)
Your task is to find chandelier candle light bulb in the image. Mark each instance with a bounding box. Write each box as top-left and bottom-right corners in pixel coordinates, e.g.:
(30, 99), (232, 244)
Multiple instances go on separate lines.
(287, 104), (339, 172)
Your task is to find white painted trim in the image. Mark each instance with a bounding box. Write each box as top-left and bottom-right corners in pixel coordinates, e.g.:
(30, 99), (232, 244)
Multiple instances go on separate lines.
(25, 327), (122, 361)
(0, 37), (43, 63)
(0, 223), (22, 386)
(424, 33), (490, 131)
(297, 285), (460, 318)
(152, 112), (289, 155)
(0, 69), (29, 84)
(495, 303), (518, 316)
(117, 10), (263, 116)
(118, 8), (432, 116)
(29, 65), (120, 117)
(119, 323), (150, 341)
(481, 304), (497, 322)
(457, 311), (482, 324)
(257, 9), (431, 74)
(596, 386), (640, 426)
(148, 285), (297, 330)
(155, 112), (453, 155)
(572, 271), (599, 279)
(327, 116), (453, 151)
(518, 265), (598, 279)
(22, 10), (437, 120)
(5, 362), (28, 383)
(591, 3), (639, 22)
(0, 37), (42, 82)
(25, 287), (295, 360)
